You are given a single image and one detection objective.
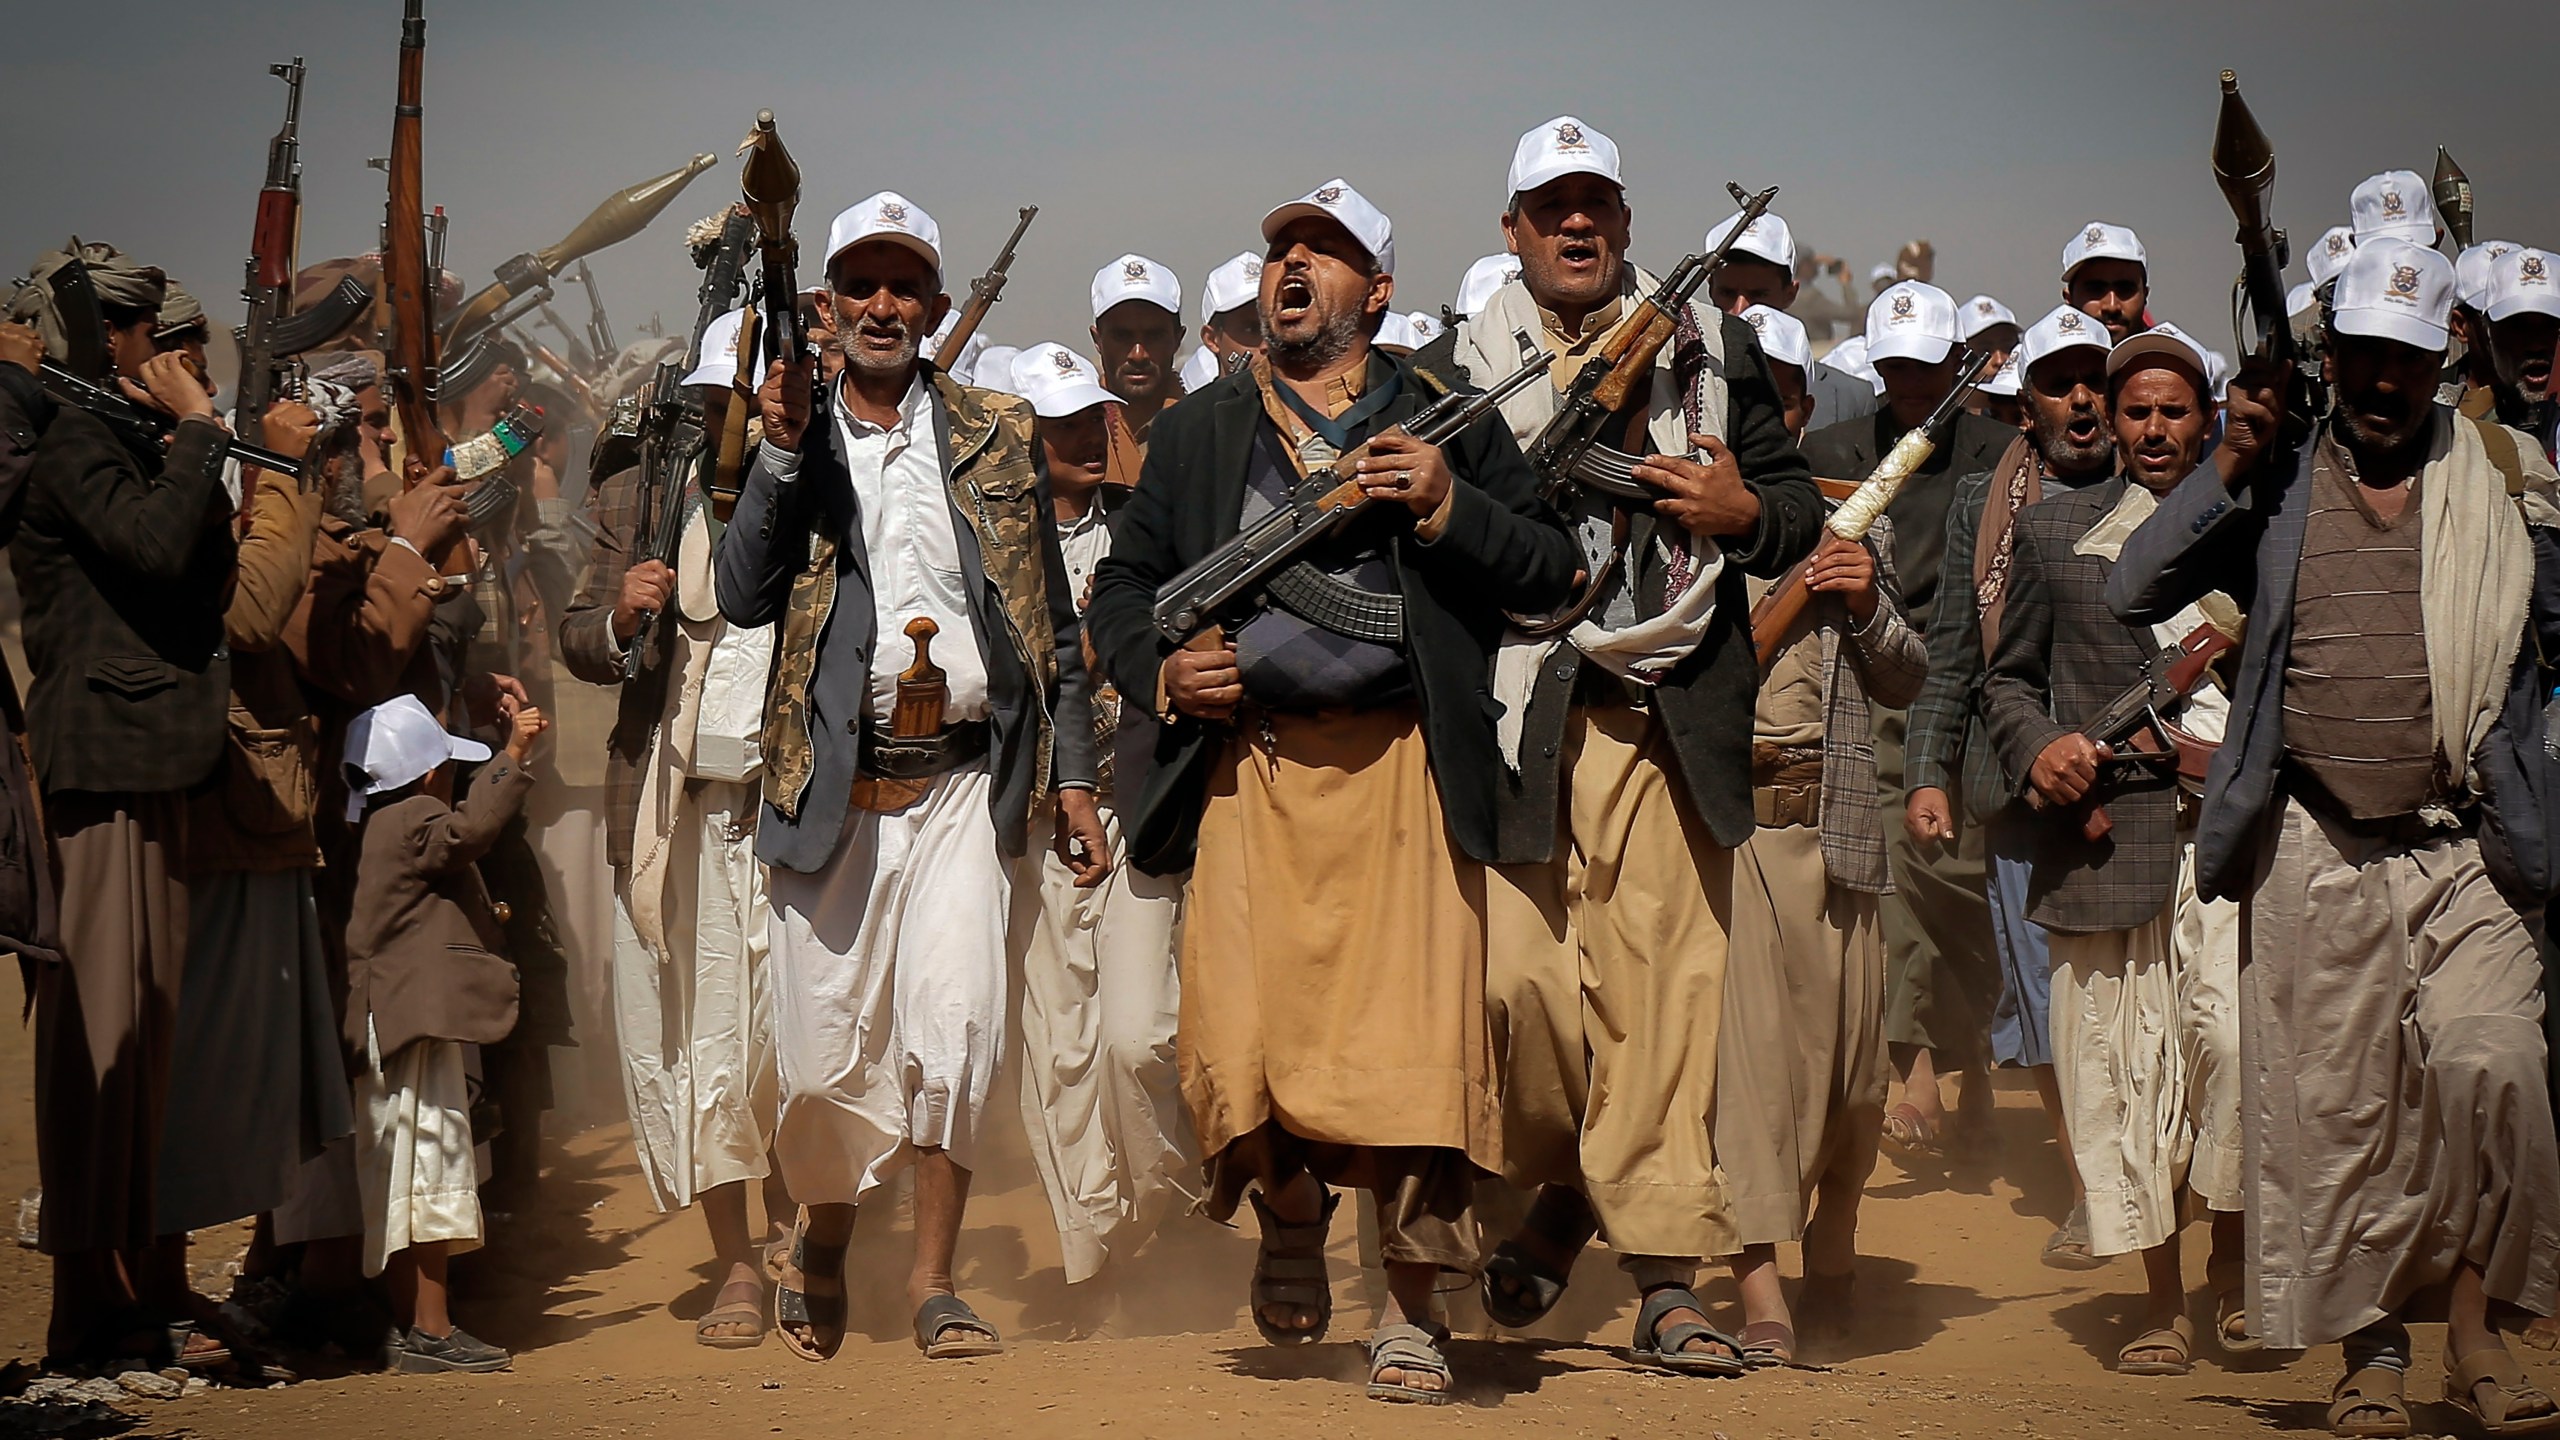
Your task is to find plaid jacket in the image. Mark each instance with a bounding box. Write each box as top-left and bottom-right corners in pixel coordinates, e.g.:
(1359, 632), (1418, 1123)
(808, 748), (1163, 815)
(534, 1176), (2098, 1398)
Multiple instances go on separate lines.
(1773, 514), (1929, 892)
(1980, 478), (2180, 934)
(557, 463), (668, 872)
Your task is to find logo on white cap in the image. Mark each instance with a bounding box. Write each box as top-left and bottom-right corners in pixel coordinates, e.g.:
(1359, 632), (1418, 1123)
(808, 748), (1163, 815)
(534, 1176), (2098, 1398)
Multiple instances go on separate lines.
(1314, 184), (1343, 204)
(1124, 259), (1148, 282)
(2086, 225), (2106, 246)
(1555, 121), (1588, 150)
(1051, 348), (1078, 373)
(1891, 293), (1914, 319)
(2060, 312), (2086, 333)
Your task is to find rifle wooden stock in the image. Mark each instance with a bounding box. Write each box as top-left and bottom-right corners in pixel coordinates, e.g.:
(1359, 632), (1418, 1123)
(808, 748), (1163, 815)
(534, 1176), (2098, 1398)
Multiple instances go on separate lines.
(936, 205), (1036, 370)
(1589, 302), (1678, 412)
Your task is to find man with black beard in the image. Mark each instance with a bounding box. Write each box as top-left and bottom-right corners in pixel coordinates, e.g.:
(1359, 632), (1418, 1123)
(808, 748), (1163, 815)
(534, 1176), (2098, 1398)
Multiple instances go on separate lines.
(2110, 239), (2560, 1438)
(1800, 281), (2013, 1178)
(2061, 222), (2152, 344)
(1085, 180), (1578, 1404)
(2473, 247), (2560, 462)
(1438, 116), (1822, 1376)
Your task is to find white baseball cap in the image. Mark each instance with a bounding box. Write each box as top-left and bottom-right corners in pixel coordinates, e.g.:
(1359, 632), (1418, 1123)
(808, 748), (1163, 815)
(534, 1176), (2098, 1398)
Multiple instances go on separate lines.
(2017, 303), (2112, 383)
(824, 191), (942, 277)
(2350, 170), (2436, 245)
(1704, 208), (1795, 269)
(680, 307), (765, 389)
(1092, 254), (1181, 322)
(1960, 294), (2019, 340)
(2457, 240), (2524, 311)
(1455, 253), (1521, 319)
(342, 694), (491, 822)
(1262, 179), (1394, 276)
(2287, 280), (2319, 318)
(2105, 320), (2217, 394)
(2062, 221), (2146, 279)
(2484, 248), (2560, 325)
(1178, 343), (1220, 392)
(1507, 115), (1622, 198)
(1864, 280), (1960, 365)
(1978, 350), (2024, 398)
(1405, 311), (1445, 346)
(1009, 342), (1116, 419)
(1867, 262), (1896, 285)
(2330, 238), (2456, 351)
(1201, 252), (1263, 322)
(1741, 304), (1811, 376)
(922, 310), (985, 378)
(1824, 335), (1882, 394)
(1375, 311), (1424, 351)
(2307, 225), (2358, 288)
(969, 343), (1021, 393)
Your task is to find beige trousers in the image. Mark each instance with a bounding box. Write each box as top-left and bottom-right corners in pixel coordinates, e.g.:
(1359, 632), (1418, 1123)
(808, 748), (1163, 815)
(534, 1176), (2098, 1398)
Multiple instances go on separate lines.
(2047, 836), (2243, 1259)
(1486, 700), (1737, 1262)
(2243, 795), (2560, 1349)
(1015, 801), (1196, 1284)
(1714, 820), (1889, 1251)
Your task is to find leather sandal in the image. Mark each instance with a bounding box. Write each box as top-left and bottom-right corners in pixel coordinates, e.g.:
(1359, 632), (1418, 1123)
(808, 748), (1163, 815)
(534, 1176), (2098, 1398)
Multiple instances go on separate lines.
(1628, 1284), (1747, 1377)
(2115, 1315), (2194, 1376)
(1247, 1188), (1338, 1347)
(772, 1222), (849, 1363)
(1365, 1322), (1455, 1405)
(2327, 1364), (2412, 1439)
(913, 1293), (1002, 1359)
(2446, 1343), (2560, 1437)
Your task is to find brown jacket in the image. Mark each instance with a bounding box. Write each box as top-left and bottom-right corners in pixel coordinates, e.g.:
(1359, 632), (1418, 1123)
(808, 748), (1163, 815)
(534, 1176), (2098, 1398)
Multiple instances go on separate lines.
(285, 519), (452, 860)
(193, 468), (325, 872)
(342, 756), (531, 1059)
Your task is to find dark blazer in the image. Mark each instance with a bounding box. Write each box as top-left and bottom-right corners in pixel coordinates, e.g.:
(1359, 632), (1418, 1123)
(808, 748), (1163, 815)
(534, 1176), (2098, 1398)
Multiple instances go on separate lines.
(1490, 314), (1824, 860)
(715, 374), (1097, 873)
(0, 366), (61, 966)
(1800, 406), (2017, 631)
(2107, 408), (2559, 900)
(1086, 358), (1582, 875)
(558, 462), (670, 872)
(1982, 478), (2181, 933)
(343, 756), (531, 1059)
(10, 408), (237, 797)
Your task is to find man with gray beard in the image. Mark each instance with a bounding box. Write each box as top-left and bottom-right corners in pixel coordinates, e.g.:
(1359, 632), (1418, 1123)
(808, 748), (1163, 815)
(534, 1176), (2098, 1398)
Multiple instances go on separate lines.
(1900, 307), (2117, 1250)
(716, 191), (1108, 1365)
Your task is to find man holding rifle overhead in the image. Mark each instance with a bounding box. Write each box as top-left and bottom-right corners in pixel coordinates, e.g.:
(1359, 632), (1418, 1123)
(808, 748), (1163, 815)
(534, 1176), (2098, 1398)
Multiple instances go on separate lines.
(2109, 238), (2560, 1438)
(1085, 178), (1578, 1403)
(1438, 116), (1821, 1375)
(715, 189), (1108, 1364)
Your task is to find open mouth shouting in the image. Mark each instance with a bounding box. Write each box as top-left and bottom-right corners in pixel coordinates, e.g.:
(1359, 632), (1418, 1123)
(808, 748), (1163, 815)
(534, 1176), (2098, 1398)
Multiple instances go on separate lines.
(1272, 273), (1316, 325)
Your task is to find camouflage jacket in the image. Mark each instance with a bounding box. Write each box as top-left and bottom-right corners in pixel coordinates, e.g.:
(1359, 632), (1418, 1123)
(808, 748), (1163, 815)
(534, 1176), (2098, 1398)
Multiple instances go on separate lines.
(712, 366), (1096, 872)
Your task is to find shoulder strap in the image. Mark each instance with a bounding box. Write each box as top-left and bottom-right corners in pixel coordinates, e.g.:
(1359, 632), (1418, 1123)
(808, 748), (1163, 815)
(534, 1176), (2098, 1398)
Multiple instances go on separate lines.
(2471, 413), (2530, 498)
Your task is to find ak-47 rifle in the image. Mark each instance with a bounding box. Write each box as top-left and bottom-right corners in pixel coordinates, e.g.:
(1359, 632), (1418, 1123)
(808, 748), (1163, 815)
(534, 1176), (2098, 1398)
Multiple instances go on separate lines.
(1152, 351), (1560, 648)
(2032, 597), (2245, 842)
(575, 260), (617, 360)
(441, 154), (718, 350)
(1524, 182), (1779, 502)
(380, 2), (445, 479)
(2433, 146), (2475, 251)
(233, 57), (307, 441)
(622, 205), (757, 681)
(738, 111), (815, 420)
(934, 205), (1037, 370)
(1746, 347), (1992, 668)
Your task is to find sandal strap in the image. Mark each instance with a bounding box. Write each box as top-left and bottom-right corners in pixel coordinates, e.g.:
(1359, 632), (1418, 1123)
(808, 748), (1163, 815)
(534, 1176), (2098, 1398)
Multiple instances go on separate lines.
(1248, 1189), (1340, 1252)
(1369, 1322), (1452, 1380)
(916, 1294), (996, 1345)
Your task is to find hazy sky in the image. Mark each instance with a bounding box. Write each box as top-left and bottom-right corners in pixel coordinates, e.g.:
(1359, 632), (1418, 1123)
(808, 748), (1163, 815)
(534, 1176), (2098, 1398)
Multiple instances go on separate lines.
(5, 0), (2553, 373)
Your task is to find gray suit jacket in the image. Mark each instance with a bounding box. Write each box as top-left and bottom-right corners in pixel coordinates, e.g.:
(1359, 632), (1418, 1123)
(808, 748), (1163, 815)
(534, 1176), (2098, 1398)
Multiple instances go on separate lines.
(715, 375), (1096, 874)
(1984, 479), (2181, 933)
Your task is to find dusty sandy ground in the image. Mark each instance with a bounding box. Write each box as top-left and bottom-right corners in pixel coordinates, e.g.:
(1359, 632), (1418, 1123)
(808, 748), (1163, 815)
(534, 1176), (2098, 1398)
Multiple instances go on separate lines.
(0, 1009), (2548, 1440)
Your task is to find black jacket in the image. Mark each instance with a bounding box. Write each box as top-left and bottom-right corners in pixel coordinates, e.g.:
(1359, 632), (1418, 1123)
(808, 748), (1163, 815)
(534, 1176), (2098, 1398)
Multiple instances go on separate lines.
(1086, 357), (1581, 875)
(1800, 406), (2017, 632)
(1478, 312), (1823, 860)
(10, 405), (236, 798)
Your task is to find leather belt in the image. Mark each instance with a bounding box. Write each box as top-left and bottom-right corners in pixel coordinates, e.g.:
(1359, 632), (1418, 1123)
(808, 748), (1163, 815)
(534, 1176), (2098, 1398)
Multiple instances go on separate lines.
(1755, 783), (1822, 828)
(848, 719), (989, 813)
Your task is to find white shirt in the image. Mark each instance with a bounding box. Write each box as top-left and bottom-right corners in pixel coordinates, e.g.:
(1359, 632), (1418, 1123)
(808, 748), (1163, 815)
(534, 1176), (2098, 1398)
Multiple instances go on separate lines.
(1054, 500), (1112, 613)
(759, 372), (993, 724)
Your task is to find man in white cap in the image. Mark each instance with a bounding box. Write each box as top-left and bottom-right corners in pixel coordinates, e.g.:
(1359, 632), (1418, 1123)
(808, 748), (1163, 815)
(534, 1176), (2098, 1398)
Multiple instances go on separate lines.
(1903, 305), (2119, 1261)
(2349, 169), (2440, 248)
(561, 307), (791, 1349)
(1960, 295), (2022, 368)
(1444, 114), (1823, 1377)
(1085, 177), (1580, 1403)
(1003, 341), (1196, 1301)
(1711, 303), (1926, 1361)
(2062, 222), (2151, 343)
(1703, 204), (1879, 427)
(1970, 349), (2025, 428)
(2471, 248), (2560, 461)
(1982, 322), (2247, 1375)
(2445, 239), (2521, 407)
(1090, 253), (1187, 489)
(1803, 281), (2018, 1186)
(1454, 253), (1521, 323)
(716, 190), (1109, 1363)
(2111, 237), (2560, 1436)
(1195, 251), (1265, 382)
